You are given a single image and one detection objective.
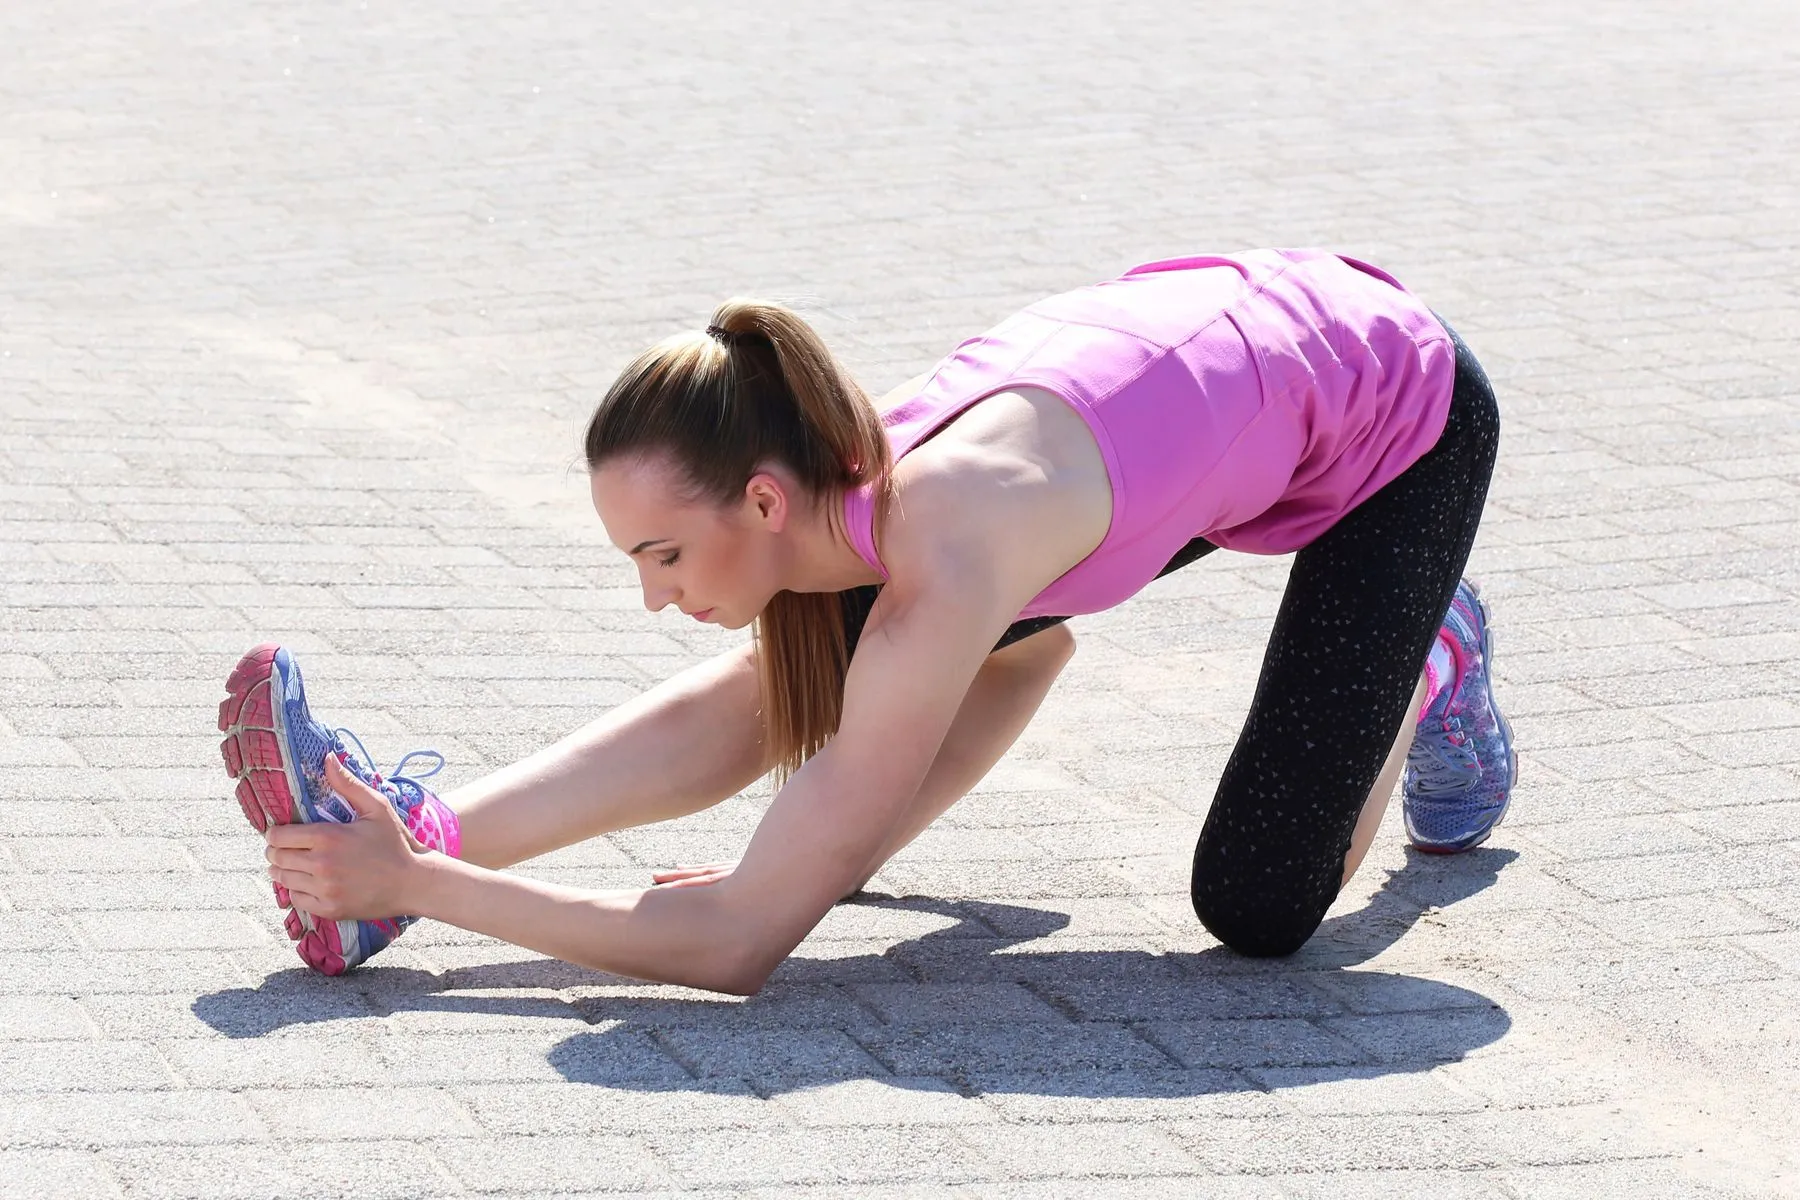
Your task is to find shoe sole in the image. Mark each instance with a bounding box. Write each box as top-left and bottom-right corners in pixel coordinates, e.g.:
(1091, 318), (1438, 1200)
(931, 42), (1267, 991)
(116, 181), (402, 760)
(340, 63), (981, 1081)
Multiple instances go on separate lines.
(217, 644), (359, 976)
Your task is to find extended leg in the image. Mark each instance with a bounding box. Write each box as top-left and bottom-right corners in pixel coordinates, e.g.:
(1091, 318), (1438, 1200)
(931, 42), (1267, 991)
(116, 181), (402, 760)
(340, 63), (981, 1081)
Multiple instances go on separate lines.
(444, 618), (1075, 880)
(443, 640), (769, 870)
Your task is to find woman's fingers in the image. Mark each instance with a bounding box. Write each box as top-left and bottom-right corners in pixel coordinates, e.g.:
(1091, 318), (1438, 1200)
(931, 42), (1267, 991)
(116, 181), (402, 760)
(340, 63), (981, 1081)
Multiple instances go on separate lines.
(653, 872), (732, 889)
(324, 754), (405, 825)
(651, 874), (727, 892)
(268, 860), (316, 889)
(265, 824), (322, 851)
(282, 885), (334, 919)
(270, 870), (330, 917)
(650, 861), (736, 883)
(264, 842), (314, 871)
(259, 762), (420, 919)
(650, 860), (737, 889)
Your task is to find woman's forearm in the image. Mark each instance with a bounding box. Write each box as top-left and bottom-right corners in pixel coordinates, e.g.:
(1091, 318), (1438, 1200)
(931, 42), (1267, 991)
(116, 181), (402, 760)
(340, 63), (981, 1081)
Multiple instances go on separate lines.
(853, 626), (1075, 888)
(396, 633), (1074, 992)
(408, 853), (761, 994)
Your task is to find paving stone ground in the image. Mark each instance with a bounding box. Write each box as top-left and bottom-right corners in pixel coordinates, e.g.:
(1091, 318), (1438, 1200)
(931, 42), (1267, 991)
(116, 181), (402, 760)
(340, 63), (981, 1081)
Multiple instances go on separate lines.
(2, 0), (1798, 1196)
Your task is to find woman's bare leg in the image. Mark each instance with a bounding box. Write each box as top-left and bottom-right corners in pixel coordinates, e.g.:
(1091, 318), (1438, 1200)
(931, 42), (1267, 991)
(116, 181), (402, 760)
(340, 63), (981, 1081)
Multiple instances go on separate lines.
(442, 641), (769, 870)
(1341, 672), (1429, 885)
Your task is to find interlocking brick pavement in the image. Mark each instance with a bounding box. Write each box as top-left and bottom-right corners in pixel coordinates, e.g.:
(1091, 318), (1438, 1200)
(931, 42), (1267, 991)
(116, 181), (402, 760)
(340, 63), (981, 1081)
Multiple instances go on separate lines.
(2, 0), (1797, 1195)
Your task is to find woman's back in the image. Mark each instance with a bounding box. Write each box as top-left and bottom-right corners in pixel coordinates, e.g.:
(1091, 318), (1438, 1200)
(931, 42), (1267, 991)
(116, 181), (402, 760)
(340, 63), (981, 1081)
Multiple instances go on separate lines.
(848, 248), (1458, 619)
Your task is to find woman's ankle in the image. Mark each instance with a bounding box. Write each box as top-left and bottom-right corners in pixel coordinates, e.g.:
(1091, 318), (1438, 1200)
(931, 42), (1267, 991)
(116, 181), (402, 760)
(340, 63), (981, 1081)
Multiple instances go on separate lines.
(398, 787), (462, 858)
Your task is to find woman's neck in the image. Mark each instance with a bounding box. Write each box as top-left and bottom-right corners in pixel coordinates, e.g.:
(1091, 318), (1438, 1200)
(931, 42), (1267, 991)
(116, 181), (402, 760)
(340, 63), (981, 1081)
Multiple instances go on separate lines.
(784, 484), (886, 594)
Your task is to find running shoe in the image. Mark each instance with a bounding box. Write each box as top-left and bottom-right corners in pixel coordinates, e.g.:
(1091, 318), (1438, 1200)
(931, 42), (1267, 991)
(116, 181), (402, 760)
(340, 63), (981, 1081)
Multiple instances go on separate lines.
(1403, 580), (1517, 853)
(217, 644), (459, 974)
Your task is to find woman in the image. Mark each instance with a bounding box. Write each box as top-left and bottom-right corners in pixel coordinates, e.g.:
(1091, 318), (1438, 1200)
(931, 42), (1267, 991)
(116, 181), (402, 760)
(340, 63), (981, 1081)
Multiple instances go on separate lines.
(219, 248), (1512, 990)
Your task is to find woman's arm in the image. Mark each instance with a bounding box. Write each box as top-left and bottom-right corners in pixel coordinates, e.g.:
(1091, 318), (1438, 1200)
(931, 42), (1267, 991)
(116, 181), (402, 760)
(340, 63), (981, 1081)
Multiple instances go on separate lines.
(851, 622), (1076, 889)
(652, 624), (1076, 896)
(271, 756), (771, 993)
(409, 851), (769, 994)
(269, 551), (1027, 995)
(687, 557), (1028, 987)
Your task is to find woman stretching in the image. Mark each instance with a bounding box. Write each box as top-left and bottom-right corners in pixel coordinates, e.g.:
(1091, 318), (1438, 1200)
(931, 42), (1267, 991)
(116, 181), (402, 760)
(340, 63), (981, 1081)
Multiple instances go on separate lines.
(218, 248), (1512, 991)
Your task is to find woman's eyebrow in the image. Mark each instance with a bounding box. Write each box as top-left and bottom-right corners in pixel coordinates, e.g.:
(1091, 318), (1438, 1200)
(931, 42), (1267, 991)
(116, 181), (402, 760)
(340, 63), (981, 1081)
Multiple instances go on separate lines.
(629, 538), (672, 555)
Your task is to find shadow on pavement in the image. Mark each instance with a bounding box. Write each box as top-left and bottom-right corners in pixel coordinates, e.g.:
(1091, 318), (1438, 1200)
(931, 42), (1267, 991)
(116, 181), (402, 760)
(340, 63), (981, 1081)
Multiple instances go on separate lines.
(194, 846), (1517, 1098)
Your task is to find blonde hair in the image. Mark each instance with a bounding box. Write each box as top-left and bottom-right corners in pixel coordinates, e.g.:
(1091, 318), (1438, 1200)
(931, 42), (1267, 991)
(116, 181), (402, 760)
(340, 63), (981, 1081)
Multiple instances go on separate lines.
(584, 301), (893, 786)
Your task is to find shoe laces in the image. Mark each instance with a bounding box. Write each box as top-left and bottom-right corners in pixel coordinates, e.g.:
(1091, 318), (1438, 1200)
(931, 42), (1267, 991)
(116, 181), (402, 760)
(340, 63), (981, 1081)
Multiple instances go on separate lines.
(1411, 713), (1479, 796)
(328, 727), (445, 813)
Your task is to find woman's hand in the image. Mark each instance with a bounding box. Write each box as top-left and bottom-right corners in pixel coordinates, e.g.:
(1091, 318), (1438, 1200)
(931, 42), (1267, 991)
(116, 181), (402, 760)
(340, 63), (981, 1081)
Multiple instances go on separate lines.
(650, 861), (737, 889)
(264, 754), (430, 920)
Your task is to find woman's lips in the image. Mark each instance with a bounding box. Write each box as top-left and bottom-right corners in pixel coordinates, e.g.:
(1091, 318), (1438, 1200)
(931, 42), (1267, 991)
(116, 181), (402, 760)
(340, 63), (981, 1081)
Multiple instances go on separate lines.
(692, 609), (713, 622)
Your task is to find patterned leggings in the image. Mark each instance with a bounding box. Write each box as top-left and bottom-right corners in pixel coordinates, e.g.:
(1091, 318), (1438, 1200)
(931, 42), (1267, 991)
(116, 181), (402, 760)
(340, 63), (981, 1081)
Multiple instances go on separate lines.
(840, 323), (1501, 956)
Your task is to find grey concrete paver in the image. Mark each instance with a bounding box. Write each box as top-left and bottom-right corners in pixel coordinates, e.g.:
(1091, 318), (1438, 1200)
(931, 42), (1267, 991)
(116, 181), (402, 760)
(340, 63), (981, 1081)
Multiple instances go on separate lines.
(3, 0), (1798, 1194)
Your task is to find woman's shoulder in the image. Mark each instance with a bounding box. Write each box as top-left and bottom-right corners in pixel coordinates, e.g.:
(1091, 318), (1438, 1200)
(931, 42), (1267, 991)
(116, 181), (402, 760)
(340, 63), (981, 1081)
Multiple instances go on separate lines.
(875, 406), (1111, 616)
(875, 460), (992, 579)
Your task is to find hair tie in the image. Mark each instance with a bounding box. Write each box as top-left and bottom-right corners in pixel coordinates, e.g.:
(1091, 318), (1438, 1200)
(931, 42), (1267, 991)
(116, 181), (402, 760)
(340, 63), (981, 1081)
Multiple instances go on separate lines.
(706, 323), (744, 346)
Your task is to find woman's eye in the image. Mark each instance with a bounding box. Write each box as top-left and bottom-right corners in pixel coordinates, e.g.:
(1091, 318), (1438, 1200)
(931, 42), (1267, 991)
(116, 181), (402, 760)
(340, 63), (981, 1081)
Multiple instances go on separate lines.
(659, 552), (681, 567)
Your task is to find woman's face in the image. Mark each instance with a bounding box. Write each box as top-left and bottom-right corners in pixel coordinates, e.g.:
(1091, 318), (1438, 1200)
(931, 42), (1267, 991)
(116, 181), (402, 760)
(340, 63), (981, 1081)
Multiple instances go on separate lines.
(590, 454), (785, 631)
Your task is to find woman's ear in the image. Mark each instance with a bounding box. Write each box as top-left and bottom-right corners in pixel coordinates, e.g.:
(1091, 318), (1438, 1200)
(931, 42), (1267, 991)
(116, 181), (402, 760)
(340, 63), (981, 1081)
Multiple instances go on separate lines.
(743, 468), (792, 531)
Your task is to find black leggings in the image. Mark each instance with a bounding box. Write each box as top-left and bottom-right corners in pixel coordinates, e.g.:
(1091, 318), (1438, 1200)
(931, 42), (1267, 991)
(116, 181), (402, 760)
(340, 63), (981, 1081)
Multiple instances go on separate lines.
(840, 323), (1500, 956)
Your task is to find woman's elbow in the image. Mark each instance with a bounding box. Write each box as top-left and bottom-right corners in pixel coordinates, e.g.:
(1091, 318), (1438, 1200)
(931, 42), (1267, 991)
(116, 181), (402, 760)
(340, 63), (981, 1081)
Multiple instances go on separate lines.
(714, 967), (771, 998)
(695, 880), (843, 996)
(706, 941), (779, 996)
(707, 903), (836, 995)
(651, 941), (767, 996)
(694, 911), (791, 996)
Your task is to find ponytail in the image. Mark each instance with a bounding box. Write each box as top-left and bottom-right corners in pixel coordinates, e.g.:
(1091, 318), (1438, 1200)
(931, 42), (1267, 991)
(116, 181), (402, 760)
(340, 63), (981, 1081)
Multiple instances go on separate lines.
(584, 300), (894, 786)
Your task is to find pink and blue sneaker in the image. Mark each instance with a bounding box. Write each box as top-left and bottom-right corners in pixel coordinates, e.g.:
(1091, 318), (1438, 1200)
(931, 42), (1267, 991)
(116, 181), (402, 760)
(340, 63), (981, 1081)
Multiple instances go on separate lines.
(1403, 580), (1517, 854)
(217, 644), (461, 975)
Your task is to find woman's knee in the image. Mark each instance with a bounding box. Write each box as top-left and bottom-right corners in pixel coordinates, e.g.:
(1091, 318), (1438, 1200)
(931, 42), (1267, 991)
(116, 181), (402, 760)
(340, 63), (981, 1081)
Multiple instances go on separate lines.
(1190, 883), (1325, 959)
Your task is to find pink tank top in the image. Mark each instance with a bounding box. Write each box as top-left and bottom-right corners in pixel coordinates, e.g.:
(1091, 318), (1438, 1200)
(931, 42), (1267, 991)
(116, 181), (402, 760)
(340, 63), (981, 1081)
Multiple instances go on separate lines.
(842, 248), (1457, 620)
